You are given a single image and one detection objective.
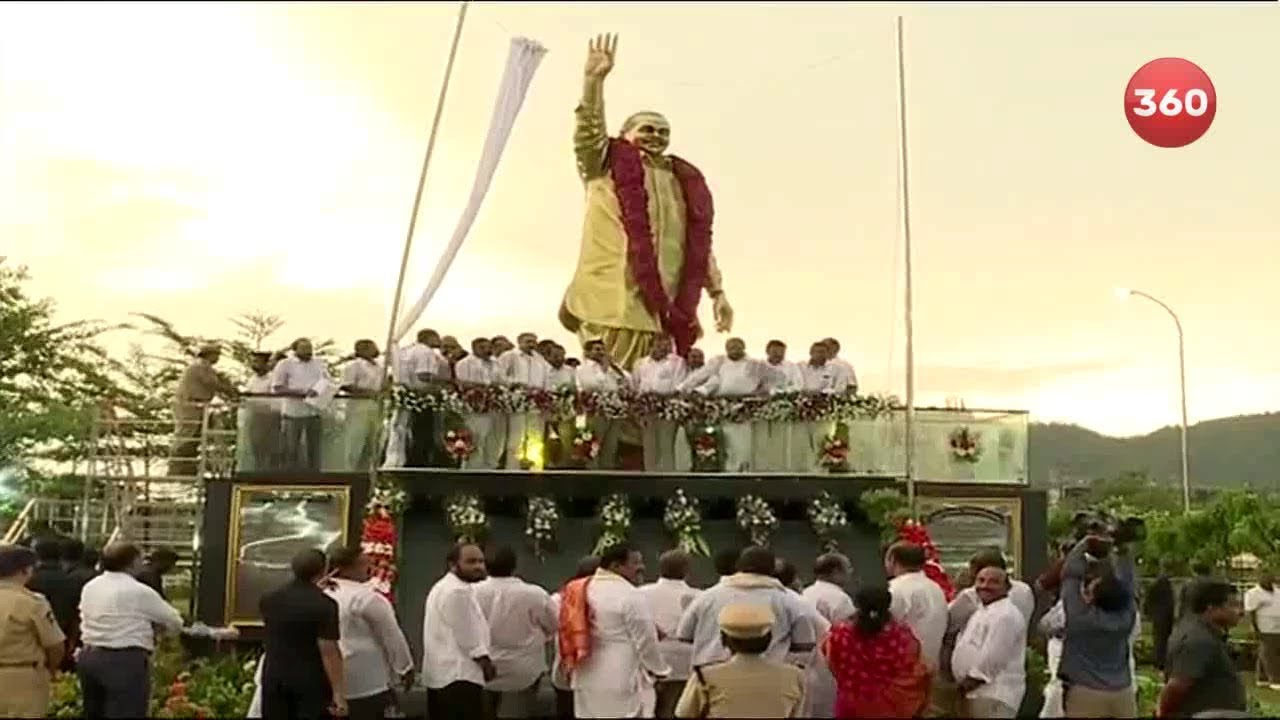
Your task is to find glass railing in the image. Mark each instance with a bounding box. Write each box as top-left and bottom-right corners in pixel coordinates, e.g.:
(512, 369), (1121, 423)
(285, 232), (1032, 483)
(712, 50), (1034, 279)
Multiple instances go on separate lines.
(208, 394), (1029, 483)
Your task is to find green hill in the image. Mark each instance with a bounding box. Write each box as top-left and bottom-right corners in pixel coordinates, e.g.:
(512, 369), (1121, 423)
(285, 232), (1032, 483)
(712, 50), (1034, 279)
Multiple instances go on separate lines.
(1030, 413), (1280, 490)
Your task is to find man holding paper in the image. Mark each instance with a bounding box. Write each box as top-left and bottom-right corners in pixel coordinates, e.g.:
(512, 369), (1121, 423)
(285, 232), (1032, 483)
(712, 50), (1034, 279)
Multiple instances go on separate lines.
(271, 338), (332, 471)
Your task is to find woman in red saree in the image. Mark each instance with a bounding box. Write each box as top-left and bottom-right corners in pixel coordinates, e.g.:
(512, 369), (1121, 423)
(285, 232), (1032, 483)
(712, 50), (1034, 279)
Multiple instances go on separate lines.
(822, 585), (932, 718)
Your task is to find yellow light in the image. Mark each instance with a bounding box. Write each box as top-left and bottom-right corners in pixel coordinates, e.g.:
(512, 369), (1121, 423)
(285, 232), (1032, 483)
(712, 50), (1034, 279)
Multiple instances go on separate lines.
(520, 437), (545, 472)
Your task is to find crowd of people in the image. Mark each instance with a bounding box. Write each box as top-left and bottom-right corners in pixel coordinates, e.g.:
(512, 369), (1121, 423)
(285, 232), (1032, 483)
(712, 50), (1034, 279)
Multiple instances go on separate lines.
(171, 329), (863, 476)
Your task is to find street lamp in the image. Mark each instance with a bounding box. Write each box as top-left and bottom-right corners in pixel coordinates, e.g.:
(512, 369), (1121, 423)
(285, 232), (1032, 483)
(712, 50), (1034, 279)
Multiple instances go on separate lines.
(1115, 287), (1190, 514)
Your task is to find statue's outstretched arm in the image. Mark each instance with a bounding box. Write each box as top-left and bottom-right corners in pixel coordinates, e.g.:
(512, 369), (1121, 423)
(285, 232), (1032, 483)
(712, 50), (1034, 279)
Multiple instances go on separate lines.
(574, 34), (616, 182)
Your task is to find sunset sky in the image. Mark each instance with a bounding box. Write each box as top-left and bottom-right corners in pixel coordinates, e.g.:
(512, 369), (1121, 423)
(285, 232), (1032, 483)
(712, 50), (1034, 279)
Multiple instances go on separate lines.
(2, 2), (1276, 437)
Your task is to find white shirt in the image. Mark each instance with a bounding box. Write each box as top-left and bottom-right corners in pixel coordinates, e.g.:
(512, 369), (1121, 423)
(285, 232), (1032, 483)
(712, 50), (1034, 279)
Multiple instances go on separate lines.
(571, 570), (669, 701)
(829, 358), (858, 390)
(79, 571), (183, 650)
(951, 596), (1027, 710)
(1245, 585), (1280, 634)
(422, 572), (491, 688)
(576, 360), (627, 393)
(496, 349), (552, 389)
(631, 355), (688, 395)
(326, 578), (414, 699)
(764, 360), (804, 394)
(798, 361), (848, 394)
(271, 356), (330, 418)
(403, 344), (447, 389)
(802, 579), (856, 625)
(340, 358), (383, 394)
(638, 578), (702, 680)
(678, 355), (775, 397)
(548, 365), (576, 390)
(888, 571), (949, 672)
(950, 581), (1035, 631)
(242, 373), (279, 413)
(473, 576), (558, 691)
(454, 355), (499, 387)
(677, 573), (818, 667)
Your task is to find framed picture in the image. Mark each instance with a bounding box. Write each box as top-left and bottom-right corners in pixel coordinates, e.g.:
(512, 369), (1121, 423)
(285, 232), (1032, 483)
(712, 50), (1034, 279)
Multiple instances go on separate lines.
(225, 484), (350, 625)
(916, 497), (1022, 576)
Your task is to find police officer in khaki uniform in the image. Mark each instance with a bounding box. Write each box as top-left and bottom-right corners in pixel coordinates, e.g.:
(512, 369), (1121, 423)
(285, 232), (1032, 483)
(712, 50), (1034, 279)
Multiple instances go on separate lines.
(0, 544), (66, 718)
(674, 603), (807, 718)
(170, 344), (239, 477)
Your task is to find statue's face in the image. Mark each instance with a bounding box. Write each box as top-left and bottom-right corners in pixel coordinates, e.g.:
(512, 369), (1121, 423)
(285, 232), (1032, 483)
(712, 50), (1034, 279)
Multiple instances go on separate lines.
(622, 112), (670, 156)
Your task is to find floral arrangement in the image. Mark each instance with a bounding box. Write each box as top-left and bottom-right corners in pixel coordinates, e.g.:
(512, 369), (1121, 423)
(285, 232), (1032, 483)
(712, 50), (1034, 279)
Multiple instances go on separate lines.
(361, 477), (404, 599)
(593, 493), (632, 554)
(948, 426), (982, 463)
(690, 426), (720, 472)
(819, 436), (850, 472)
(572, 429), (601, 462)
(898, 519), (956, 601)
(443, 428), (476, 462)
(858, 487), (912, 544)
(446, 493), (488, 544)
(736, 494), (779, 547)
(525, 495), (559, 560)
(664, 488), (710, 556)
(807, 491), (849, 552)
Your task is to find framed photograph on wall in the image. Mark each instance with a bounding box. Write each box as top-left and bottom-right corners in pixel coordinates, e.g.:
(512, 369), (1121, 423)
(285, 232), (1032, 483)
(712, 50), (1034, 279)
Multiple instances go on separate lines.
(225, 484), (350, 625)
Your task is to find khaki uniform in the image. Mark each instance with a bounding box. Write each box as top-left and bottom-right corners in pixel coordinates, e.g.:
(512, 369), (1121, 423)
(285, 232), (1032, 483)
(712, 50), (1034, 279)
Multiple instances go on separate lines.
(0, 582), (65, 718)
(674, 655), (806, 718)
(171, 358), (236, 476)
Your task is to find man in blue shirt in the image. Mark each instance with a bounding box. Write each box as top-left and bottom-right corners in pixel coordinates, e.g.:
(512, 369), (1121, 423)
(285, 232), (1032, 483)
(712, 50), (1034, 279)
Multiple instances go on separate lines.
(1059, 535), (1138, 718)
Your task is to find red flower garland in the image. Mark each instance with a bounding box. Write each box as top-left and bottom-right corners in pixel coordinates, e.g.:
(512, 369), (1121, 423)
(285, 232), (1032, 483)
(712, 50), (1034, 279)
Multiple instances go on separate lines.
(897, 519), (956, 601)
(361, 506), (399, 601)
(608, 138), (714, 357)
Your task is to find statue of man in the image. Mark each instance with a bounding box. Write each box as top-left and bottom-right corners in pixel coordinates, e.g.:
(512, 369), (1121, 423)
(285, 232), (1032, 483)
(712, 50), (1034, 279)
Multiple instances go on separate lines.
(559, 33), (734, 370)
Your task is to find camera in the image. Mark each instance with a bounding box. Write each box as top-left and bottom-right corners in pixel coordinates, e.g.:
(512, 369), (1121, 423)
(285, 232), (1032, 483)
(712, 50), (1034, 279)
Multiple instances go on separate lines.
(1071, 510), (1146, 546)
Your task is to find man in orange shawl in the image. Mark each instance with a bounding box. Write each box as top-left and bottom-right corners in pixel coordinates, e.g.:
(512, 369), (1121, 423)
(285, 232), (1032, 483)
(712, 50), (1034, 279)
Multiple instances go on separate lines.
(558, 575), (594, 676)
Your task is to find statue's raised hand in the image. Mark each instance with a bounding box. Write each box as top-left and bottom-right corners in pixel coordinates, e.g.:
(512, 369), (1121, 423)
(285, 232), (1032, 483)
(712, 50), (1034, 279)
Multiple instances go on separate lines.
(584, 33), (617, 78)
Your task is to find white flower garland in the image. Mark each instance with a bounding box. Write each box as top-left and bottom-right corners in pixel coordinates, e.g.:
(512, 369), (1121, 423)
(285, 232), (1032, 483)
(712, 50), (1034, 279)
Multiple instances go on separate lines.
(366, 480), (407, 515)
(664, 489), (710, 557)
(736, 494), (779, 547)
(446, 493), (488, 543)
(807, 491), (850, 551)
(525, 496), (559, 559)
(593, 493), (632, 554)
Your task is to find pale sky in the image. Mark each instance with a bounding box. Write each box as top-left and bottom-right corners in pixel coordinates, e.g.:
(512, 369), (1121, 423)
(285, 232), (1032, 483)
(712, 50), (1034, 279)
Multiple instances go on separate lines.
(2, 2), (1276, 437)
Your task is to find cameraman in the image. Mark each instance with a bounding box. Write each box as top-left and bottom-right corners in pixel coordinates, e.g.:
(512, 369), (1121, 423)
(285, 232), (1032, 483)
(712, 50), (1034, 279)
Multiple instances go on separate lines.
(1059, 533), (1139, 718)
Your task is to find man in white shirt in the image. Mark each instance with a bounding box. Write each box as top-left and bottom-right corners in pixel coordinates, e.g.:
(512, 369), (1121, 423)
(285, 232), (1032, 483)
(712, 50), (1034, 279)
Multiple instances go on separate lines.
(885, 541), (948, 675)
(544, 344), (578, 469)
(422, 542), (496, 720)
(677, 338), (778, 472)
(639, 550), (702, 718)
(382, 343), (415, 469)
(473, 546), (558, 718)
(403, 329), (449, 468)
(576, 340), (629, 469)
(497, 332), (553, 470)
(802, 553), (856, 625)
(572, 542), (670, 718)
(454, 338), (503, 469)
(271, 338), (331, 471)
(677, 546), (817, 668)
(325, 547), (414, 720)
(793, 342), (848, 473)
(338, 340), (384, 472)
(820, 337), (858, 394)
(951, 566), (1028, 718)
(631, 336), (687, 472)
(546, 344), (577, 391)
(77, 543), (184, 718)
(673, 348), (708, 472)
(239, 351), (281, 472)
(754, 340), (804, 472)
(1244, 572), (1280, 689)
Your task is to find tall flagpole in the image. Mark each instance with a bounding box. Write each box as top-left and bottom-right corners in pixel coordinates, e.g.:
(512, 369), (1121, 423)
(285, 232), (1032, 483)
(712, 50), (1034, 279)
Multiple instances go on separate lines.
(373, 0), (470, 484)
(894, 16), (918, 513)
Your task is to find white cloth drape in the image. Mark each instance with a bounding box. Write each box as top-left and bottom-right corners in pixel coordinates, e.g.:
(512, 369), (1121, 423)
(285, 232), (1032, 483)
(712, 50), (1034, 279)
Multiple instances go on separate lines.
(392, 37), (548, 343)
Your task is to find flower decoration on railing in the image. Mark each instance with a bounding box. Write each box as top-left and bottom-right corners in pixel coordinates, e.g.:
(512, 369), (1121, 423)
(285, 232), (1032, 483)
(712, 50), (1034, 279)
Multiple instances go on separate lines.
(736, 494), (779, 547)
(948, 426), (982, 464)
(690, 427), (720, 472)
(525, 496), (559, 560)
(443, 428), (476, 463)
(593, 493), (632, 555)
(664, 489), (710, 557)
(445, 493), (488, 544)
(819, 436), (850, 473)
(361, 477), (404, 600)
(572, 430), (601, 463)
(898, 518), (955, 601)
(807, 491), (849, 552)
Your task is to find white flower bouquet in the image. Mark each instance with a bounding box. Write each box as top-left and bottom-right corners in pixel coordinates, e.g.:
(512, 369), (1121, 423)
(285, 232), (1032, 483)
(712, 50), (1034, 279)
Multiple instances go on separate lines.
(736, 494), (779, 547)
(525, 495), (559, 560)
(445, 493), (488, 543)
(807, 491), (849, 552)
(593, 493), (632, 554)
(664, 489), (710, 557)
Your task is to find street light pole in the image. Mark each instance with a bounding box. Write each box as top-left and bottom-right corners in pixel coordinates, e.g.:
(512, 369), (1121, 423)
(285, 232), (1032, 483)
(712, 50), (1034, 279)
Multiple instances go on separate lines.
(1117, 288), (1190, 514)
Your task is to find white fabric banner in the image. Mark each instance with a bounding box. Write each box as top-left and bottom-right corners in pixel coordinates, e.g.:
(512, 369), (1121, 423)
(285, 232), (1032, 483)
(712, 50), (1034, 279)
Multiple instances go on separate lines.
(392, 37), (548, 344)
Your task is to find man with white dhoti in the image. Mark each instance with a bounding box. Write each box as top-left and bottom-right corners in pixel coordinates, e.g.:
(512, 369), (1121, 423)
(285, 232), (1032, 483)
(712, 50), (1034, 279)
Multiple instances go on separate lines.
(403, 329), (450, 468)
(678, 338), (778, 473)
(951, 566), (1027, 719)
(473, 546), (558, 718)
(639, 550), (702, 718)
(631, 336), (687, 472)
(238, 351), (280, 472)
(576, 340), (629, 469)
(497, 332), (552, 469)
(381, 344), (414, 469)
(571, 543), (669, 718)
(337, 340), (384, 472)
(793, 342), (848, 473)
(754, 340), (803, 472)
(271, 338), (331, 471)
(453, 338), (502, 469)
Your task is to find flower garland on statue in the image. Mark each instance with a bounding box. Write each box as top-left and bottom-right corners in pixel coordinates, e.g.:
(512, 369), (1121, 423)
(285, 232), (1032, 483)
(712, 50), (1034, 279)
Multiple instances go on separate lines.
(807, 491), (849, 552)
(445, 493), (488, 544)
(897, 519), (956, 601)
(525, 496), (559, 560)
(819, 436), (850, 473)
(664, 489), (710, 556)
(361, 479), (407, 600)
(948, 426), (982, 464)
(736, 494), (779, 547)
(593, 494), (632, 554)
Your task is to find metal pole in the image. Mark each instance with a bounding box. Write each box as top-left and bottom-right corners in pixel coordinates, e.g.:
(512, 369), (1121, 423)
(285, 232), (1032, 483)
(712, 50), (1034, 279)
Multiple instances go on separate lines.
(373, 0), (470, 488)
(1130, 290), (1190, 513)
(894, 16), (917, 513)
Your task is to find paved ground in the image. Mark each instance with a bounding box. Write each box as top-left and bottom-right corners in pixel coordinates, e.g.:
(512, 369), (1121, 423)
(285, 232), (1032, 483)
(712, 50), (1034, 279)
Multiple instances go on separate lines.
(398, 682), (560, 719)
